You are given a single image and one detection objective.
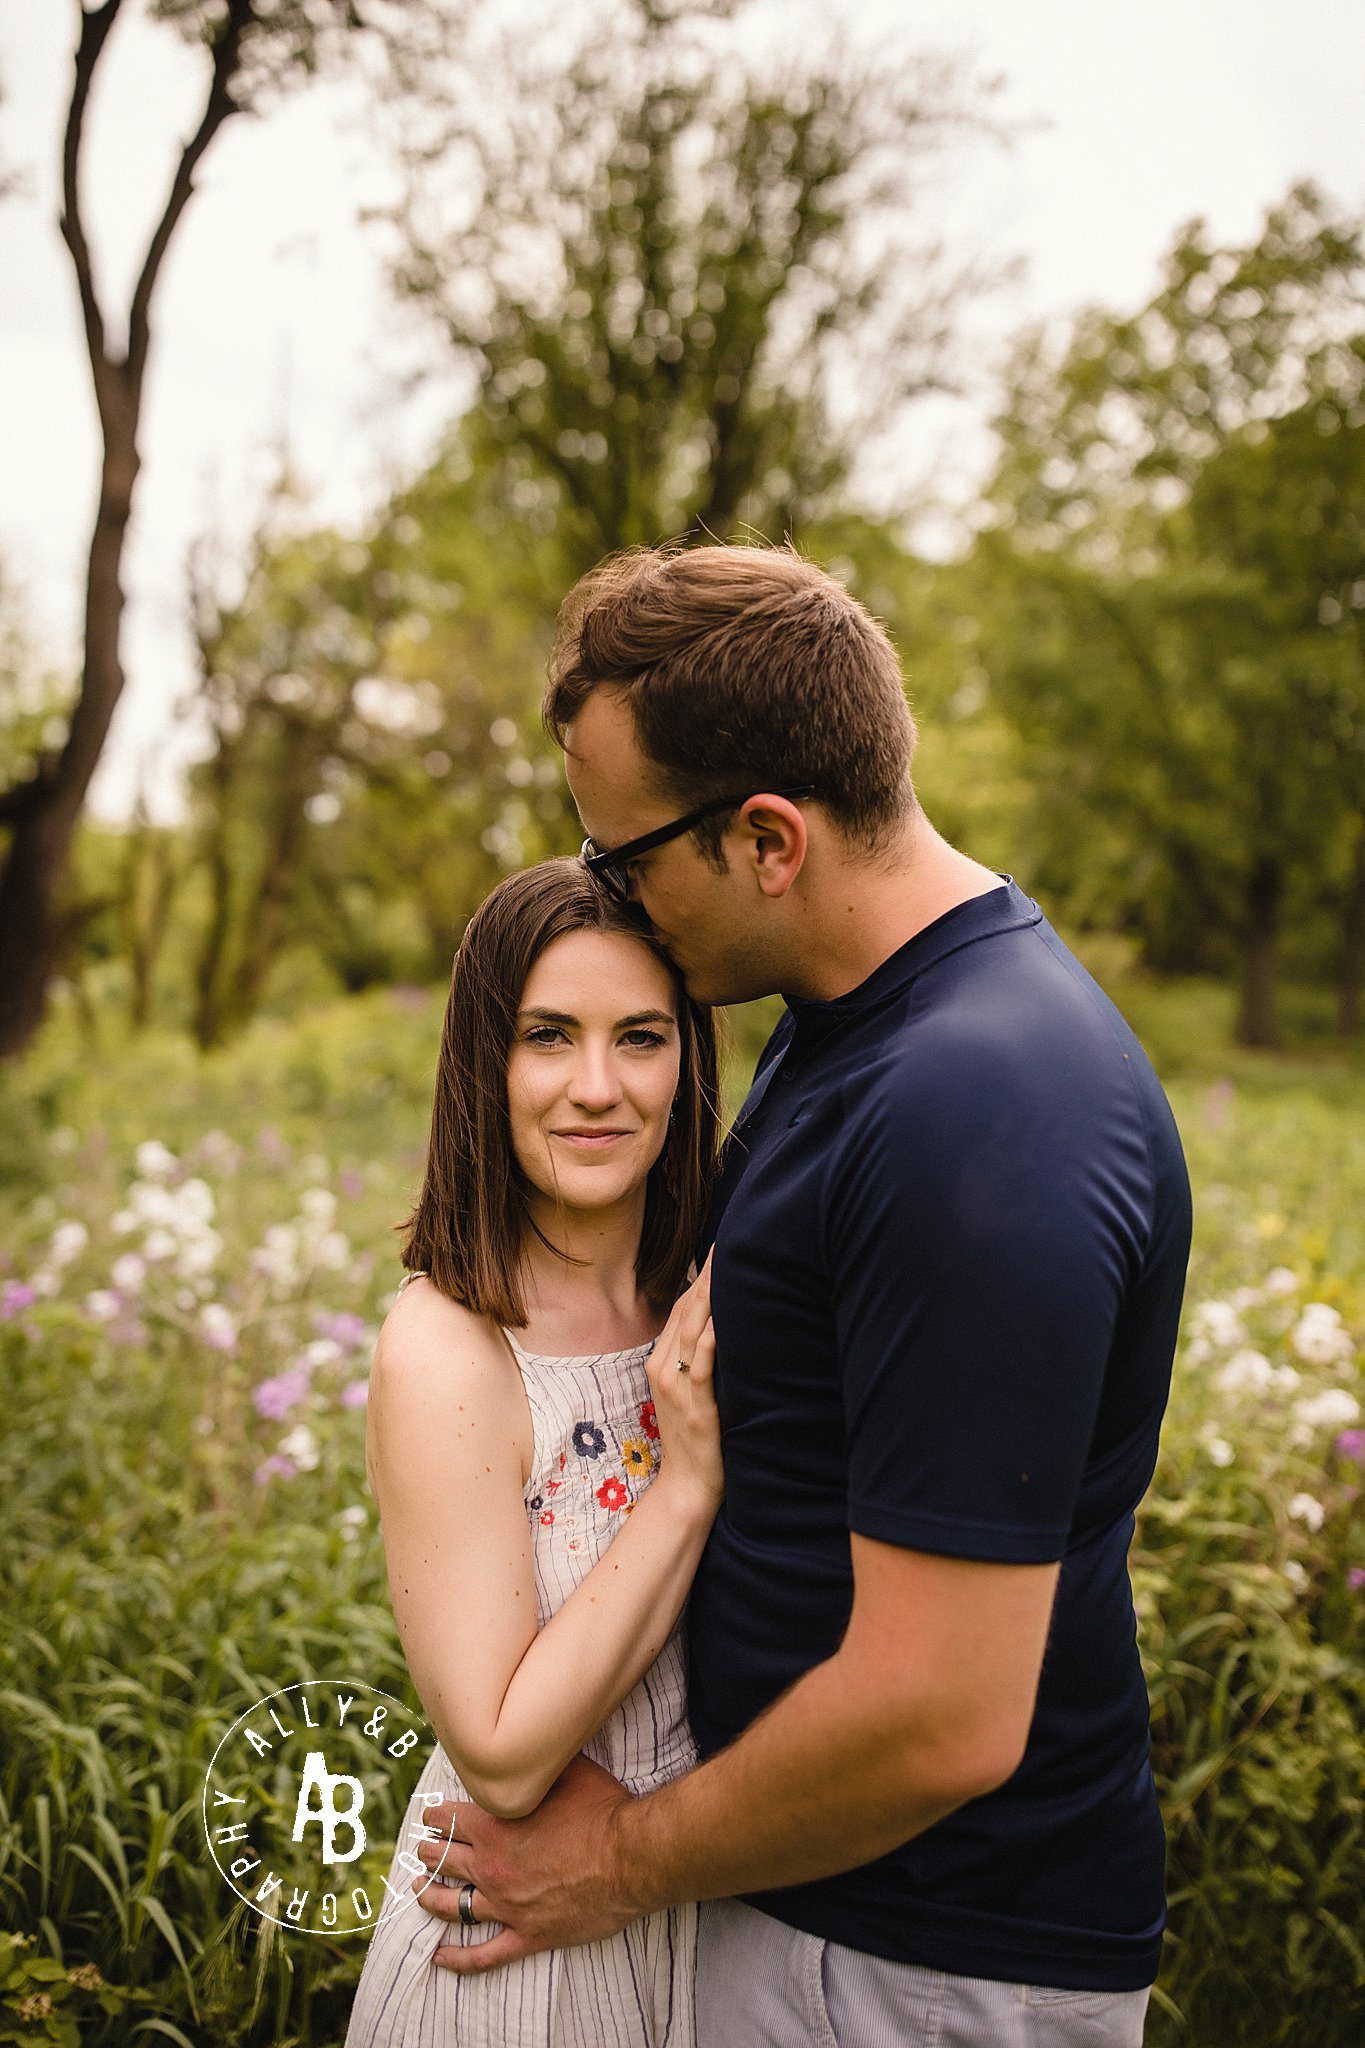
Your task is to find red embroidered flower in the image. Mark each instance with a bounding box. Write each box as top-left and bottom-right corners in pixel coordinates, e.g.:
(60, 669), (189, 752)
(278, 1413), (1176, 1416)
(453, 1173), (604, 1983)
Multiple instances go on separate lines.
(639, 1400), (659, 1441)
(596, 1474), (629, 1512)
(540, 1510), (555, 1526)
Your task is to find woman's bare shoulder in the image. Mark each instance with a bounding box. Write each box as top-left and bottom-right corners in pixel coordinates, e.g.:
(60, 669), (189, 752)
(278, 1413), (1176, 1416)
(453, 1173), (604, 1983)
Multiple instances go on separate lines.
(373, 1275), (512, 1396)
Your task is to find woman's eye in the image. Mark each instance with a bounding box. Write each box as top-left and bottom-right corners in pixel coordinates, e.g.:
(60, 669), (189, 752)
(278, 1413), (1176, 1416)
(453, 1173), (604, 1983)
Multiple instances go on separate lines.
(524, 1027), (567, 1046)
(621, 1029), (667, 1049)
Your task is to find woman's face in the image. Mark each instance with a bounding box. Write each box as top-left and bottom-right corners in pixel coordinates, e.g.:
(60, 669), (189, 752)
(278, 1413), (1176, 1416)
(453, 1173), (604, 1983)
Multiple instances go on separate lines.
(506, 929), (683, 1214)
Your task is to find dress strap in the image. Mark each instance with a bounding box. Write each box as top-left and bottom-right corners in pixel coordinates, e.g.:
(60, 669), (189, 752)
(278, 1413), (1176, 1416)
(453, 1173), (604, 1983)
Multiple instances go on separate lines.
(396, 1269), (428, 1293)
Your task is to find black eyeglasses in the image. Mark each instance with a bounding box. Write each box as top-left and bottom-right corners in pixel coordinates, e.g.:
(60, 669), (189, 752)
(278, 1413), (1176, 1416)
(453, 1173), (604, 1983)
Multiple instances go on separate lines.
(581, 786), (816, 903)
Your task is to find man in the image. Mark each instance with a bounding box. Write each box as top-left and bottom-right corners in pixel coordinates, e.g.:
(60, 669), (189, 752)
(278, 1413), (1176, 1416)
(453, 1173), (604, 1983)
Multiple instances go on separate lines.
(415, 542), (1191, 2045)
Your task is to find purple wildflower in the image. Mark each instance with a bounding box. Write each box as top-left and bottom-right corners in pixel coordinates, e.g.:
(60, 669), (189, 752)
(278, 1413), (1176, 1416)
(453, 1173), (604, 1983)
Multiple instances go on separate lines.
(315, 1310), (367, 1349)
(1335, 1429), (1365, 1466)
(252, 1368), (309, 1421)
(339, 1168), (364, 1200)
(253, 1454), (298, 1486)
(341, 1379), (369, 1409)
(1348, 1567), (1365, 1591)
(1, 1281), (38, 1319)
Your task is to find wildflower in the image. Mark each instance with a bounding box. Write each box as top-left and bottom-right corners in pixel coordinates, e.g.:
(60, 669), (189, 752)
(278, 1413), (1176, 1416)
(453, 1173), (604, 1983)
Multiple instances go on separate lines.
(253, 1224), (301, 1287)
(252, 1369), (309, 1421)
(49, 1125), (78, 1154)
(279, 1423), (320, 1471)
(16, 1994), (55, 2021)
(301, 1187), (337, 1226)
(1188, 1301), (1245, 1351)
(67, 1962), (104, 1990)
(1197, 1420), (1234, 1467)
(111, 1208), (137, 1234)
(85, 1289), (121, 1321)
(1215, 1349), (1275, 1394)
(341, 1379), (369, 1408)
(256, 1126), (292, 1166)
(1290, 1304), (1355, 1367)
(1293, 1388), (1361, 1432)
(1, 1280), (38, 1318)
(301, 1337), (343, 1371)
(1336, 1429), (1365, 1466)
(316, 1310), (368, 1349)
(1287, 1492), (1326, 1532)
(49, 1218), (89, 1266)
(1283, 1560), (1308, 1591)
(200, 1303), (238, 1352)
(135, 1140), (178, 1180)
(111, 1252), (147, 1292)
(313, 1230), (351, 1271)
(193, 1129), (242, 1171)
(339, 1167), (365, 1199)
(254, 1453), (297, 1484)
(1228, 1286), (1263, 1313)
(1348, 1567), (1365, 1591)
(29, 1268), (59, 1297)
(338, 1505), (367, 1542)
(1264, 1267), (1299, 1297)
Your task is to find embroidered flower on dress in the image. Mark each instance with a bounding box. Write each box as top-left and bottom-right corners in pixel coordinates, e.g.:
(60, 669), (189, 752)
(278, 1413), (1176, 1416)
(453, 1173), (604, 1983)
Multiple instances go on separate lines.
(540, 1510), (555, 1527)
(528, 1495), (543, 1512)
(621, 1436), (656, 1478)
(639, 1400), (659, 1441)
(596, 1474), (629, 1512)
(573, 1421), (606, 1460)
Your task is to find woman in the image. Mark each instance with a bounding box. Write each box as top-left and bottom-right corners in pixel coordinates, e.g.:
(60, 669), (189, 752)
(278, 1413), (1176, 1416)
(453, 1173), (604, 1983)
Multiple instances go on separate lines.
(345, 857), (722, 2048)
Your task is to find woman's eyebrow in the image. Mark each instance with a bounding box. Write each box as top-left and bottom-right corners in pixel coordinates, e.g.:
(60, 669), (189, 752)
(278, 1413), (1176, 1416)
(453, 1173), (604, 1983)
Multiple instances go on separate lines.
(517, 1006), (676, 1028)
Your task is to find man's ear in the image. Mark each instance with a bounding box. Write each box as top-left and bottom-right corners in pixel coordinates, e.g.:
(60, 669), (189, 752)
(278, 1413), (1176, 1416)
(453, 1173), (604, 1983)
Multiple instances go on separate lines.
(736, 796), (808, 900)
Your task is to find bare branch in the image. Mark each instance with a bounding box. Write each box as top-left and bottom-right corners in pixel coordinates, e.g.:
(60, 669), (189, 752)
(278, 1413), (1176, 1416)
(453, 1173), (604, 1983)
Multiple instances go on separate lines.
(126, 0), (255, 399)
(58, 1), (125, 380)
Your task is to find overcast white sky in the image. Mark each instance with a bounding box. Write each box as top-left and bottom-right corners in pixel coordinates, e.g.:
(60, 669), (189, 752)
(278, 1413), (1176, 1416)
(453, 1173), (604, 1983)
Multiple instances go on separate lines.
(2, 0), (1363, 820)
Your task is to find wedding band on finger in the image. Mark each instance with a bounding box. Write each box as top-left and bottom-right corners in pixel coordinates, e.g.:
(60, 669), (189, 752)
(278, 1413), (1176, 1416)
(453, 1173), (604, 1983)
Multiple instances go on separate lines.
(458, 1881), (479, 1928)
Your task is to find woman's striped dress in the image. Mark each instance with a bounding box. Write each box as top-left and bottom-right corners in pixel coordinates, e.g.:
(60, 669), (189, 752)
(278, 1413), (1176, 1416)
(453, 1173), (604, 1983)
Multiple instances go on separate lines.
(344, 1331), (698, 2048)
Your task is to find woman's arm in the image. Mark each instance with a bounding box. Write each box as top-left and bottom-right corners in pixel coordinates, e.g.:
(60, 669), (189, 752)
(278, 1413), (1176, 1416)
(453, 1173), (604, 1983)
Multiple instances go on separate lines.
(367, 1274), (718, 1819)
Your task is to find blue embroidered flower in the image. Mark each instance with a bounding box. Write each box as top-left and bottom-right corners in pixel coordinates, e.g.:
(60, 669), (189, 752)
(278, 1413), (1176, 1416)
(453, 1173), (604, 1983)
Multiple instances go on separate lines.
(528, 1495), (543, 1512)
(572, 1421), (606, 1460)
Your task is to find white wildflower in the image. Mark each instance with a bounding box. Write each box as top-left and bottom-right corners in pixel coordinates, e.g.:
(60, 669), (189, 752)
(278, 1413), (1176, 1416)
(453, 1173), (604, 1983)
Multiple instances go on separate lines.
(174, 1228), (222, 1278)
(1197, 1420), (1235, 1467)
(300, 1187), (337, 1227)
(49, 1126), (78, 1155)
(1283, 1560), (1309, 1591)
(279, 1423), (320, 1472)
(1229, 1286), (1264, 1313)
(338, 1505), (367, 1543)
(1287, 1492), (1326, 1532)
(200, 1303), (238, 1351)
(111, 1252), (147, 1291)
(29, 1268), (59, 1297)
(1291, 1303), (1354, 1367)
(1216, 1349), (1275, 1395)
(135, 1141), (178, 1181)
(253, 1224), (301, 1287)
(142, 1228), (177, 1263)
(313, 1230), (351, 1272)
(49, 1219), (89, 1266)
(1271, 1365), (1301, 1391)
(111, 1209), (137, 1235)
(1292, 1387), (1361, 1433)
(85, 1290), (120, 1320)
(176, 1178), (216, 1228)
(1189, 1301), (1245, 1351)
(302, 1338), (343, 1371)
(1264, 1267), (1300, 1297)
(128, 1181), (178, 1229)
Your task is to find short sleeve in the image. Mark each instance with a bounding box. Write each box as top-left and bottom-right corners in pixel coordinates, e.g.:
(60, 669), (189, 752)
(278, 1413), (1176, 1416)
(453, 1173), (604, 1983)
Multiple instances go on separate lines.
(825, 1039), (1153, 1563)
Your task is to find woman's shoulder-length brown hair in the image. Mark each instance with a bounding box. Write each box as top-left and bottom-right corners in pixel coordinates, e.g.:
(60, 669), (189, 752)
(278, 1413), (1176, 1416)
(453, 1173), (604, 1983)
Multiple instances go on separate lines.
(399, 857), (720, 1327)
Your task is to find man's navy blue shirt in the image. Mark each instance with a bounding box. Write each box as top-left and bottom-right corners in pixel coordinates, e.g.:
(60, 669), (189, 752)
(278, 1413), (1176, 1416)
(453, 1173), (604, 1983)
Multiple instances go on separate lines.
(689, 880), (1191, 1992)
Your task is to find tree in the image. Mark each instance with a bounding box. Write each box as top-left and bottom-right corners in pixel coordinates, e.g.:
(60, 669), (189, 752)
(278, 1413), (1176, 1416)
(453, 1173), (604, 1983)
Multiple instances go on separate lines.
(389, 0), (1004, 586)
(979, 185), (1365, 1045)
(0, 0), (457, 1061)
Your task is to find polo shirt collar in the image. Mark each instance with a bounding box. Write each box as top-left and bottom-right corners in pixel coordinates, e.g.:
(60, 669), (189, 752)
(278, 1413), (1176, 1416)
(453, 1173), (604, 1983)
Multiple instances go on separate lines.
(783, 876), (1040, 1031)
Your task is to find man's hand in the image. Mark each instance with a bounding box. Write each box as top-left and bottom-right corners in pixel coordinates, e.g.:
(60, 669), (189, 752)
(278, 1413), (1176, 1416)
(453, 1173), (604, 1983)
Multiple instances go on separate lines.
(415, 1755), (640, 1973)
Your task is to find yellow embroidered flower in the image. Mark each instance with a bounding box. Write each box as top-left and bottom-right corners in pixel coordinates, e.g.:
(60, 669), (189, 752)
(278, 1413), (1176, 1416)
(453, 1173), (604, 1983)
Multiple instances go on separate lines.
(620, 1435), (656, 1479)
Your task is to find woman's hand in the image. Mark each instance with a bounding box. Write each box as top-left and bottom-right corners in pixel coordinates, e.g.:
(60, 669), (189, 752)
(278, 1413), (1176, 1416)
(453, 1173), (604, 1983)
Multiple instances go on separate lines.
(645, 1252), (722, 1512)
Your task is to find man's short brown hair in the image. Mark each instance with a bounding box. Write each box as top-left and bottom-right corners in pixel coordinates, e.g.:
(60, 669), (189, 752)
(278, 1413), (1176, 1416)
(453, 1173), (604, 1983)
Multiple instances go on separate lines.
(544, 542), (917, 859)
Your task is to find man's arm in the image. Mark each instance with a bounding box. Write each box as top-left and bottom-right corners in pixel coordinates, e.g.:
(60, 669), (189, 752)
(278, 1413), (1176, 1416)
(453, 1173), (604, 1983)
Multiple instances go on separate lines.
(423, 1533), (1059, 1968)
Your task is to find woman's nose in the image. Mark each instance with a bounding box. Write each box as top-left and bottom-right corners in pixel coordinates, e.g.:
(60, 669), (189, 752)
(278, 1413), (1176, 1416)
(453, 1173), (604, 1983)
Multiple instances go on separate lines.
(567, 1047), (623, 1109)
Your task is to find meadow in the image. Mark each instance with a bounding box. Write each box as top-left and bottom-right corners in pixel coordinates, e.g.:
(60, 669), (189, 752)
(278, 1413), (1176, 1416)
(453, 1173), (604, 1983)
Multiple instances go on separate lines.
(1, 963), (1362, 2047)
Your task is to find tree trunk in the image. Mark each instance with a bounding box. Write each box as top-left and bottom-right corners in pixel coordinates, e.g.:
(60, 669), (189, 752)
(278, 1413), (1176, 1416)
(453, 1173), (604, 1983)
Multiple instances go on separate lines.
(1338, 819), (1365, 1037)
(1235, 855), (1281, 1048)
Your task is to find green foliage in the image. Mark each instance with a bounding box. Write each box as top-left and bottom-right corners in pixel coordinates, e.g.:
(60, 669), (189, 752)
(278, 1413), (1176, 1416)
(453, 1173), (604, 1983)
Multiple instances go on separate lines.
(391, 0), (1001, 582)
(979, 183), (1365, 1044)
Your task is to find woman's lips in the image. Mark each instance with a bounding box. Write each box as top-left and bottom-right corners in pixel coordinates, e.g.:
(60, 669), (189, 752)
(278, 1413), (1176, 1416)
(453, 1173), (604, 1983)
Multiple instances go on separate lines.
(552, 1130), (633, 1149)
